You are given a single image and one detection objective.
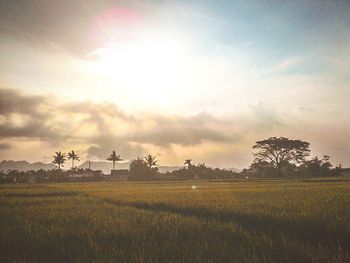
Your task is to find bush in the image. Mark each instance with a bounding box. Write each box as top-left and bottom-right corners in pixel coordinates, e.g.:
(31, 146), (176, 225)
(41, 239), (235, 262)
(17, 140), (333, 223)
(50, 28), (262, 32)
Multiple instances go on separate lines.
(129, 158), (158, 180)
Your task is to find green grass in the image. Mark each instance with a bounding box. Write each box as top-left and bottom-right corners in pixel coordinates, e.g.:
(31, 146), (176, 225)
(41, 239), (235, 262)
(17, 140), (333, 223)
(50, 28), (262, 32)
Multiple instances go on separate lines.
(0, 180), (349, 262)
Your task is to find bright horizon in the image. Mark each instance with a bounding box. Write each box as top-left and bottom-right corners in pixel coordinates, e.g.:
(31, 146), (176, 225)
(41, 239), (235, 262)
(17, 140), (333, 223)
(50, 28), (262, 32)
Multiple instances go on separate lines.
(0, 0), (349, 169)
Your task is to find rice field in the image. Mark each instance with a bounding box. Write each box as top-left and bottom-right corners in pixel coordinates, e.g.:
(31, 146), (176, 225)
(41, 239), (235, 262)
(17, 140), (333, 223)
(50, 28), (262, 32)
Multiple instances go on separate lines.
(0, 179), (349, 262)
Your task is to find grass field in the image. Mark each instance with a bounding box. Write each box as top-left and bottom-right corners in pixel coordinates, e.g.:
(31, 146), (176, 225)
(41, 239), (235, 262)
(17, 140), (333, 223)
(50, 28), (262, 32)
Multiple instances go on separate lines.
(1, 180), (349, 262)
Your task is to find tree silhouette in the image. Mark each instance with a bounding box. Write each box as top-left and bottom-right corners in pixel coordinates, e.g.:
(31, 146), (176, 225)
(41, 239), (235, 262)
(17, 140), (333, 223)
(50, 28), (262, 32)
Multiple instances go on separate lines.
(253, 137), (310, 176)
(67, 150), (80, 169)
(129, 158), (152, 180)
(52, 151), (66, 172)
(144, 154), (158, 168)
(197, 162), (206, 168)
(184, 159), (192, 168)
(303, 155), (333, 176)
(107, 150), (122, 170)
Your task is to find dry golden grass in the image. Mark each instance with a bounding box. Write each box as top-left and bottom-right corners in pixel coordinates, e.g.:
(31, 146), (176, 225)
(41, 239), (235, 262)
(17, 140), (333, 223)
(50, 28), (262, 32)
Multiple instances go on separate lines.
(1, 179), (349, 262)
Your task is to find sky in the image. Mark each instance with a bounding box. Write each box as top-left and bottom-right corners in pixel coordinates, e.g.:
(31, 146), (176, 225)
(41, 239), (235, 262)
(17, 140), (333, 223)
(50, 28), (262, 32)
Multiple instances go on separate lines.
(0, 0), (349, 168)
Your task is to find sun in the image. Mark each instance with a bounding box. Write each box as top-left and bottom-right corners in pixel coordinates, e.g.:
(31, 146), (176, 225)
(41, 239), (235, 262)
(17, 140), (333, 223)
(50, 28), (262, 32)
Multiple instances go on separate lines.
(88, 29), (193, 105)
(91, 34), (184, 77)
(86, 7), (195, 108)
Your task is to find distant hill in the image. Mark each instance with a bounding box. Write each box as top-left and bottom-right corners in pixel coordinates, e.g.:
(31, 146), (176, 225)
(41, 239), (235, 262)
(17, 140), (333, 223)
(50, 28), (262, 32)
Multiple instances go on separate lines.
(0, 160), (56, 172)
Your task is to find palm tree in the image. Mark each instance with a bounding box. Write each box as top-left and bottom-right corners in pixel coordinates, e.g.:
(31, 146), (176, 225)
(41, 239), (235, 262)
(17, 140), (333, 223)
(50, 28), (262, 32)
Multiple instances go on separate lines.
(144, 154), (158, 168)
(52, 151), (66, 172)
(67, 150), (80, 169)
(107, 150), (122, 170)
(197, 162), (206, 168)
(184, 159), (192, 168)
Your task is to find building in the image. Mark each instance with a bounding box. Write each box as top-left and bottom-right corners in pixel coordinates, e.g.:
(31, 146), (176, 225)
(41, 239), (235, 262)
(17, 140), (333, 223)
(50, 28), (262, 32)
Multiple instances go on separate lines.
(340, 168), (350, 177)
(69, 171), (94, 178)
(107, 169), (129, 181)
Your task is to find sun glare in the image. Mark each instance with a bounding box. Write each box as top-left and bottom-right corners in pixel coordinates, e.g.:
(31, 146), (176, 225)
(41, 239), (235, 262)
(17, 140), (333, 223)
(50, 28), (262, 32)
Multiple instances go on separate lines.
(89, 31), (191, 99)
(82, 7), (201, 109)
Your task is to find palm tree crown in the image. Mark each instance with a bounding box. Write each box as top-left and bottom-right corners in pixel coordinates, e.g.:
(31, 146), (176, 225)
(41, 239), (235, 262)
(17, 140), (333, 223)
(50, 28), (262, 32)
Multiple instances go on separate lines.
(144, 154), (158, 168)
(52, 151), (66, 172)
(184, 159), (192, 168)
(107, 150), (122, 170)
(67, 150), (80, 169)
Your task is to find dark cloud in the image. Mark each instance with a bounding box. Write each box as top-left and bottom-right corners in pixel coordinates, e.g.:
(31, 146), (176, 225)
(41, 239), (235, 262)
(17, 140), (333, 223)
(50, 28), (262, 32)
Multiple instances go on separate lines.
(0, 87), (247, 160)
(0, 121), (57, 139)
(0, 0), (149, 56)
(0, 88), (46, 116)
(0, 143), (11, 150)
(0, 87), (137, 142)
(87, 142), (144, 160)
(127, 113), (240, 147)
(0, 88), (58, 140)
(1, 87), (348, 167)
(0, 0), (95, 55)
(0, 89), (242, 153)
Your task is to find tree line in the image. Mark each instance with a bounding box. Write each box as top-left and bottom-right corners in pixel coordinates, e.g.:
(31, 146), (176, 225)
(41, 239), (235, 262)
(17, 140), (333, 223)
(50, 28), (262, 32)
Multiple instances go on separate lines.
(244, 136), (342, 177)
(0, 136), (344, 183)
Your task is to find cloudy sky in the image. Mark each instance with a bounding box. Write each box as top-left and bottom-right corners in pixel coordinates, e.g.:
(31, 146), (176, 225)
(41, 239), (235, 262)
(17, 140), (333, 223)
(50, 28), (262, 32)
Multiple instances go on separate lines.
(0, 0), (349, 168)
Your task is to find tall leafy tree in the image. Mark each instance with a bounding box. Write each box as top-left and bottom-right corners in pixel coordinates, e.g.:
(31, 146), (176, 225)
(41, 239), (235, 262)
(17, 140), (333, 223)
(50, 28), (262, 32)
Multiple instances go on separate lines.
(144, 154), (158, 168)
(129, 158), (152, 180)
(67, 150), (80, 169)
(253, 137), (310, 176)
(107, 151), (122, 170)
(52, 151), (66, 172)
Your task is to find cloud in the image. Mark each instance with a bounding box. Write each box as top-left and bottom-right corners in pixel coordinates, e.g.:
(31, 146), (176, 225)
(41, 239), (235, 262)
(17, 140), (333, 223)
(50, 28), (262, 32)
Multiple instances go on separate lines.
(0, 88), (58, 140)
(0, 86), (348, 168)
(0, 87), (284, 164)
(257, 57), (303, 77)
(0, 88), (46, 116)
(0, 0), (159, 57)
(127, 113), (241, 147)
(0, 143), (11, 150)
(86, 133), (146, 160)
